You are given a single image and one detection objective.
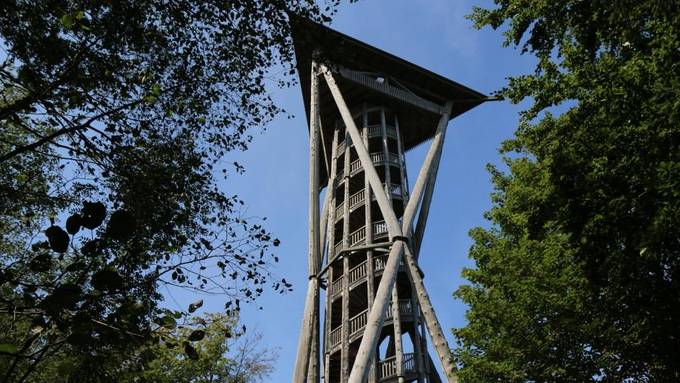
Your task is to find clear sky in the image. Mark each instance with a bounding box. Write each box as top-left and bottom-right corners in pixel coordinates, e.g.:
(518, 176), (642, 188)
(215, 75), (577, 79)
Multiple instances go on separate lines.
(167, 1), (536, 381)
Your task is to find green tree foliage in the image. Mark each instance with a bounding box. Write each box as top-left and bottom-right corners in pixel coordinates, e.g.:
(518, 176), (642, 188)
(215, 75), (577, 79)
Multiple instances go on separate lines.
(0, 1), (349, 381)
(455, 1), (679, 382)
(0, 311), (274, 383)
(128, 313), (276, 383)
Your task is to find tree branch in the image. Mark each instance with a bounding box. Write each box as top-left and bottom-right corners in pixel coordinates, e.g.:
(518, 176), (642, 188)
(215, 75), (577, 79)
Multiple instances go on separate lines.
(0, 99), (143, 163)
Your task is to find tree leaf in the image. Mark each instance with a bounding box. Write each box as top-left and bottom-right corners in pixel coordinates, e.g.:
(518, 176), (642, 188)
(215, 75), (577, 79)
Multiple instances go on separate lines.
(188, 329), (205, 341)
(65, 214), (81, 235)
(45, 226), (69, 253)
(80, 201), (106, 230)
(184, 342), (199, 360)
(188, 299), (203, 313)
(160, 315), (176, 328)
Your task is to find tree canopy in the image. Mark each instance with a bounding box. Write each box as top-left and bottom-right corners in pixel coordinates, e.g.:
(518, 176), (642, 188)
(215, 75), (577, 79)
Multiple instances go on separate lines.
(455, 1), (679, 382)
(0, 1), (350, 381)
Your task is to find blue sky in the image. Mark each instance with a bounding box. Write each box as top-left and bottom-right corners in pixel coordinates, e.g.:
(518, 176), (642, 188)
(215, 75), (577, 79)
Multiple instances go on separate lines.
(169, 1), (536, 381)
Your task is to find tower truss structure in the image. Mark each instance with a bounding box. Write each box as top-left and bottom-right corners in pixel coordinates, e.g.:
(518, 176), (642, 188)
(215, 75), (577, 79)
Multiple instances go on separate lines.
(290, 17), (493, 383)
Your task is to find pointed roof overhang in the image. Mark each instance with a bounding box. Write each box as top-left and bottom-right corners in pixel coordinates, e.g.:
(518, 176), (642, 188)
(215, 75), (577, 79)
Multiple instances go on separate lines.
(290, 16), (491, 186)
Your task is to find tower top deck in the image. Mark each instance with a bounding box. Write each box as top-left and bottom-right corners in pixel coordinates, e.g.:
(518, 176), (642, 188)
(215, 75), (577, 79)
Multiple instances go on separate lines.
(290, 16), (489, 185)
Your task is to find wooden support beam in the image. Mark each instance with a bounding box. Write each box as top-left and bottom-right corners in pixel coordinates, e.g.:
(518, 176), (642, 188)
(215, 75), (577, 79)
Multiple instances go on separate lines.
(404, 244), (458, 383)
(414, 101), (453, 256)
(293, 59), (322, 383)
(340, 126), (352, 382)
(390, 287), (405, 382)
(401, 104), (451, 236)
(319, 128), (339, 267)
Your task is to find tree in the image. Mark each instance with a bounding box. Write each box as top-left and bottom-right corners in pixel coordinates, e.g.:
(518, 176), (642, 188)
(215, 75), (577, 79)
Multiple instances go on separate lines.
(454, 1), (679, 382)
(0, 1), (350, 381)
(0, 311), (275, 383)
(128, 313), (276, 383)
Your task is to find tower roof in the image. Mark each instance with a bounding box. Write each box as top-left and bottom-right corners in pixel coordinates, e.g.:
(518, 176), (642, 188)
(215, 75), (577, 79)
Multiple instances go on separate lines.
(290, 16), (490, 186)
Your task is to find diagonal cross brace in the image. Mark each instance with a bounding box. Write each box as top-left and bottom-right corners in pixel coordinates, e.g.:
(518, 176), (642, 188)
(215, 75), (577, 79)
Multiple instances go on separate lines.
(322, 66), (457, 383)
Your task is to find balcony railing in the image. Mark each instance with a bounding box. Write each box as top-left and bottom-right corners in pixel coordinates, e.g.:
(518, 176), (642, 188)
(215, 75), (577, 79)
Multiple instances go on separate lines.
(335, 201), (345, 222)
(349, 309), (368, 336)
(367, 124), (381, 138)
(349, 189), (365, 210)
(378, 353), (417, 381)
(348, 152), (402, 177)
(335, 186), (403, 223)
(332, 219), (400, 254)
(374, 255), (386, 272)
(336, 125), (398, 152)
(385, 299), (415, 320)
(329, 326), (342, 348)
(373, 220), (388, 238)
(330, 276), (343, 297)
(349, 226), (366, 247)
(327, 308), (418, 352)
(348, 261), (367, 286)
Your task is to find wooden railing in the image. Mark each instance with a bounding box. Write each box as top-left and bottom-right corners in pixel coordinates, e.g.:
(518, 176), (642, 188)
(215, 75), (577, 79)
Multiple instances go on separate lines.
(378, 356), (397, 380)
(349, 309), (368, 336)
(336, 125), (398, 151)
(369, 151), (383, 164)
(402, 352), (416, 373)
(330, 276), (343, 296)
(385, 125), (398, 139)
(330, 326), (342, 348)
(350, 157), (363, 174)
(378, 353), (417, 380)
(373, 221), (388, 238)
(390, 184), (402, 197)
(335, 201), (344, 222)
(348, 152), (401, 177)
(374, 256), (386, 271)
(348, 189), (365, 210)
(348, 261), (367, 286)
(385, 299), (414, 320)
(367, 124), (381, 138)
(349, 226), (366, 247)
(333, 219), (400, 254)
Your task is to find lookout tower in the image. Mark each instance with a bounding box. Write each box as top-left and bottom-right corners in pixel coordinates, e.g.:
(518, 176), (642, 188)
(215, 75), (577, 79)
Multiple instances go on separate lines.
(291, 17), (492, 383)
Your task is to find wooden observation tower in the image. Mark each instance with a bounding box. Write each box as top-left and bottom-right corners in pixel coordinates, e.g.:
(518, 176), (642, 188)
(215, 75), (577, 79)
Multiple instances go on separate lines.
(291, 17), (491, 383)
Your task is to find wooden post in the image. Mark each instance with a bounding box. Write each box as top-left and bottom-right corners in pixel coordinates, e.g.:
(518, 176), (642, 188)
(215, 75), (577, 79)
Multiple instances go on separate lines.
(380, 108), (393, 203)
(390, 287), (405, 383)
(339, 118), (352, 382)
(413, 102), (453, 257)
(320, 128), (339, 267)
(403, 244), (458, 383)
(400, 104), (451, 237)
(410, 290), (427, 383)
(322, 128), (339, 383)
(293, 59), (322, 383)
(307, 300), (320, 383)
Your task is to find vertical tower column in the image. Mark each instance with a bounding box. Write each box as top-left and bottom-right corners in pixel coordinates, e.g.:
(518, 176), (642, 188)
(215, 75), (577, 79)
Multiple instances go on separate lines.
(294, 59), (321, 383)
